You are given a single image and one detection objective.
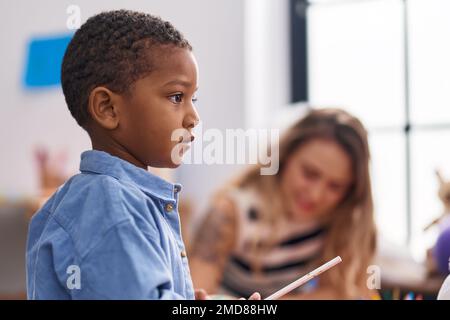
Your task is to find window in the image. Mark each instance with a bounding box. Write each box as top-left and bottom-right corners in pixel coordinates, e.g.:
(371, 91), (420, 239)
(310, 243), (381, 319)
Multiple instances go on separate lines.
(295, 0), (450, 260)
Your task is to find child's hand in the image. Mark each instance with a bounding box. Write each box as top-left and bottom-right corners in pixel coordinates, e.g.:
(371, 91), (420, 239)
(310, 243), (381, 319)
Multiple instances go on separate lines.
(195, 288), (211, 300)
(238, 292), (261, 300)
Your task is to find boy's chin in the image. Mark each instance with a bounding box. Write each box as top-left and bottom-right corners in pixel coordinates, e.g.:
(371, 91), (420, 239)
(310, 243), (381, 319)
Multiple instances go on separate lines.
(163, 156), (184, 168)
(149, 160), (182, 169)
(167, 161), (182, 169)
(146, 154), (184, 169)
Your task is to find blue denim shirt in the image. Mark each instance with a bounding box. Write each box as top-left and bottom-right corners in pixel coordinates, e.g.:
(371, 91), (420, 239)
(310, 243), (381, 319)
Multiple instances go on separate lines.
(26, 150), (195, 300)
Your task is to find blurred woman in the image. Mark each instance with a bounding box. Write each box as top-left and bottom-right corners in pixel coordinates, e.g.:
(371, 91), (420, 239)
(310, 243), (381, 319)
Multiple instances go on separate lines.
(189, 108), (376, 299)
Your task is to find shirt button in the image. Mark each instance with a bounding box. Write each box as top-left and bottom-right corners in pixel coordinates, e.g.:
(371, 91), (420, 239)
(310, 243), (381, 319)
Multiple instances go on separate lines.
(174, 185), (181, 193)
(165, 203), (174, 213)
(181, 250), (187, 258)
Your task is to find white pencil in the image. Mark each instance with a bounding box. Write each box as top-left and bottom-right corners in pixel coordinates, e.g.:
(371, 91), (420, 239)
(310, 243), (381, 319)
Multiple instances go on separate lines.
(264, 256), (342, 300)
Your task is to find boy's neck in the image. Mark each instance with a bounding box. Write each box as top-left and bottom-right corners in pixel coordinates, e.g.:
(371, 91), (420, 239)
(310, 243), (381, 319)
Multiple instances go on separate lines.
(93, 144), (147, 170)
(90, 133), (147, 170)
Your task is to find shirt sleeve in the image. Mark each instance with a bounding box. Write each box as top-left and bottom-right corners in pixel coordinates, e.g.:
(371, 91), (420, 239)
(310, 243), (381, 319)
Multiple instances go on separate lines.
(73, 219), (185, 300)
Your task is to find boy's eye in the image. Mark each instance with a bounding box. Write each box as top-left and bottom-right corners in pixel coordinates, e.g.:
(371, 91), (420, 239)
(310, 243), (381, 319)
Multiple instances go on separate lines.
(169, 93), (183, 104)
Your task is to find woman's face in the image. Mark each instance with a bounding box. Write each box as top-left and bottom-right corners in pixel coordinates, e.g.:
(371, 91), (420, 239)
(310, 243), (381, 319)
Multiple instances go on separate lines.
(280, 138), (353, 223)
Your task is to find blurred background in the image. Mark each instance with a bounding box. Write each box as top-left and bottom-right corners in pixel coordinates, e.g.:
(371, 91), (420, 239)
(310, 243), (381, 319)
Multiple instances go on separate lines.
(1, 0), (450, 299)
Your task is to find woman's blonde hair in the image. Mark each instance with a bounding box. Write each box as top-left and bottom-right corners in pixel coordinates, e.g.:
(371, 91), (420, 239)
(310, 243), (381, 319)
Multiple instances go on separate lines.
(217, 108), (376, 298)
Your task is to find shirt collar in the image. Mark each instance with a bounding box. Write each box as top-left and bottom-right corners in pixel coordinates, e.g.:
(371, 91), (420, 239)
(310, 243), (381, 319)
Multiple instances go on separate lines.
(79, 150), (181, 202)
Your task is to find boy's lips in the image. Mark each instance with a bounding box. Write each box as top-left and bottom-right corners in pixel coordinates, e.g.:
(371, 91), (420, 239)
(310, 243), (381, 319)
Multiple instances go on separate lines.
(176, 134), (195, 156)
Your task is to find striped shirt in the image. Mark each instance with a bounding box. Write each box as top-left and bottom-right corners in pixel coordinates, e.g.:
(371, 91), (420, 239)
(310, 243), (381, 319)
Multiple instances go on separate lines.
(219, 188), (326, 298)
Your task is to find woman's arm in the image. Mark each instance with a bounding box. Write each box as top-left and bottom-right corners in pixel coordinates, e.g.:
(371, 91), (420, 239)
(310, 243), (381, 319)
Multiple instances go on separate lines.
(189, 196), (239, 294)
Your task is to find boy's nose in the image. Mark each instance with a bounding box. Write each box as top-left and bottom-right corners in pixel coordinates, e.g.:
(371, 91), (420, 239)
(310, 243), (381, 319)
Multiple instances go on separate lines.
(184, 104), (200, 129)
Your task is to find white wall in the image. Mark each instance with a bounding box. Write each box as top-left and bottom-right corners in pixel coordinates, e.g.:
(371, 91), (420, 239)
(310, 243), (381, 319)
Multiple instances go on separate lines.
(245, 0), (291, 130)
(0, 0), (246, 201)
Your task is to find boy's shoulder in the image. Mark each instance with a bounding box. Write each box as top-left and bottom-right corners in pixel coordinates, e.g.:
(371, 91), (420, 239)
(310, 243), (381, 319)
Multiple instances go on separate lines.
(57, 171), (157, 222)
(31, 171), (162, 254)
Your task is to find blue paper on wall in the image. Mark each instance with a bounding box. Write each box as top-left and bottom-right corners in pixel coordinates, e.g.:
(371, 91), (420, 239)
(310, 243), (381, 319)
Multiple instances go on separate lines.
(23, 34), (73, 88)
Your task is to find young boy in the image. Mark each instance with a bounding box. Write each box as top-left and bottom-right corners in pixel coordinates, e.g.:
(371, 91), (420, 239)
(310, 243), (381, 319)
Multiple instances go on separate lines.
(26, 10), (201, 300)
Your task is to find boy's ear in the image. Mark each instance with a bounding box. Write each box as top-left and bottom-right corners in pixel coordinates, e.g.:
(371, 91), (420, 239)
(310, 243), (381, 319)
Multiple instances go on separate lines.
(87, 86), (121, 130)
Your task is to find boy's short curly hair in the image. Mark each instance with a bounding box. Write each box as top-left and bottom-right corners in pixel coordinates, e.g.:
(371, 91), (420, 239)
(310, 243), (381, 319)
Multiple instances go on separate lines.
(61, 10), (192, 127)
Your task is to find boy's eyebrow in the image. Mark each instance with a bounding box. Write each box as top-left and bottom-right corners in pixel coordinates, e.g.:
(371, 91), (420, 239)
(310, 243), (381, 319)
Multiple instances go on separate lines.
(163, 79), (197, 89)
